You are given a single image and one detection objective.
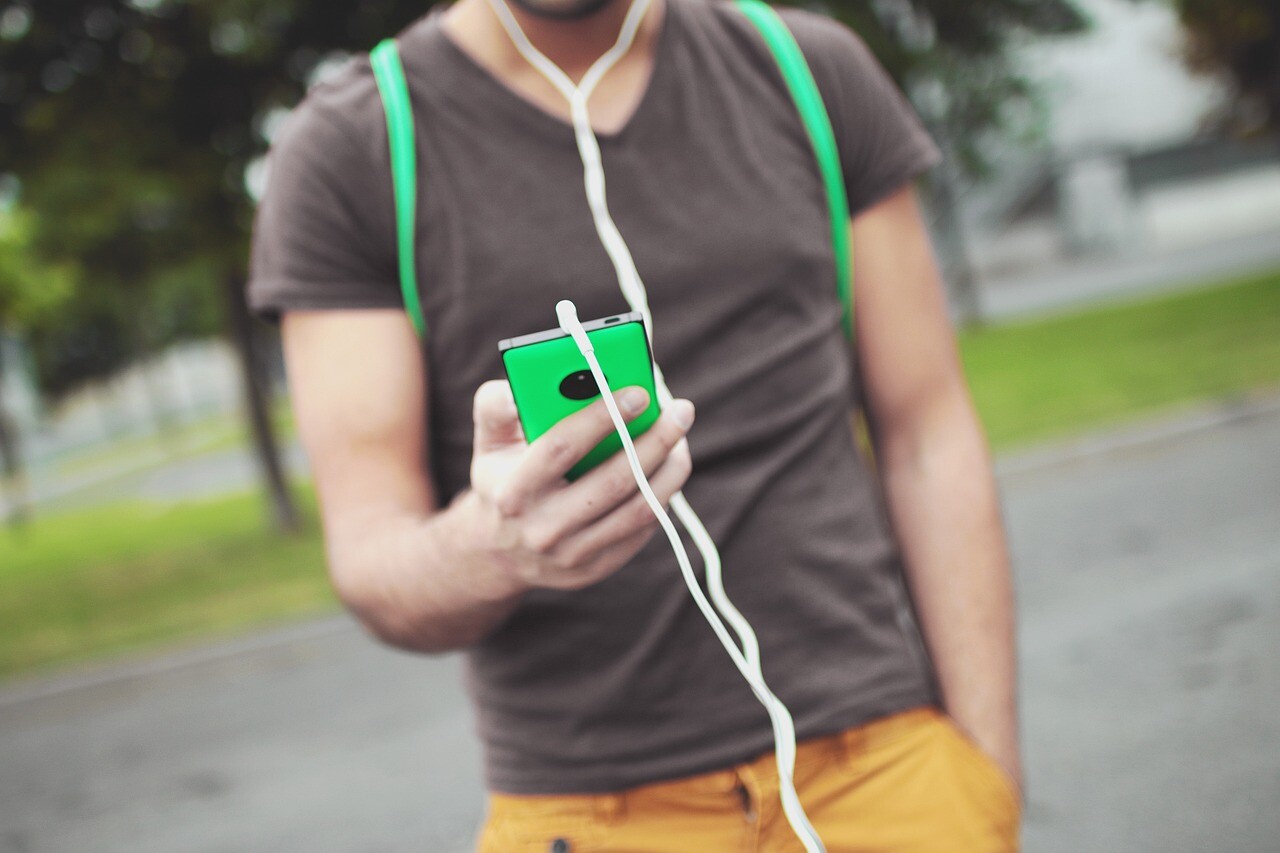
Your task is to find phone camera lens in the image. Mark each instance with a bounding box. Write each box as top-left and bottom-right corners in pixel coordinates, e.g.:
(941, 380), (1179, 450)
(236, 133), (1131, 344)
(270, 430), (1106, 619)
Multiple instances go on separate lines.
(560, 369), (604, 401)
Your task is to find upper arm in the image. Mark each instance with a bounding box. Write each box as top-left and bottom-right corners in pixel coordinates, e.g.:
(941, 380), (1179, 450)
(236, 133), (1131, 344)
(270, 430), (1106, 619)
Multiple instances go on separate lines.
(281, 308), (437, 588)
(851, 184), (969, 440)
(245, 63), (434, 587)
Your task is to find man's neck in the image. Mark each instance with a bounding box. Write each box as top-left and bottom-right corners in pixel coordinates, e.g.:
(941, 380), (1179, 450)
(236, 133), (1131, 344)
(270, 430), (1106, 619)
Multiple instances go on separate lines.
(444, 0), (664, 84)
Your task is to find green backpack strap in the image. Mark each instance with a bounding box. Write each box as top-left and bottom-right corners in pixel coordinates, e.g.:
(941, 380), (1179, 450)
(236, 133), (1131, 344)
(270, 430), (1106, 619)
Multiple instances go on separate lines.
(734, 0), (854, 342)
(370, 39), (427, 340)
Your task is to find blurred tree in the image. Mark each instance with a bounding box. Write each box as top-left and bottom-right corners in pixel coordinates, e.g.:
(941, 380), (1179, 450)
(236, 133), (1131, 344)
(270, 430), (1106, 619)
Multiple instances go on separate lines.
(1163, 0), (1279, 131)
(0, 208), (78, 526)
(0, 0), (1085, 530)
(829, 0), (1088, 325)
(823, 0), (1088, 177)
(0, 0), (407, 533)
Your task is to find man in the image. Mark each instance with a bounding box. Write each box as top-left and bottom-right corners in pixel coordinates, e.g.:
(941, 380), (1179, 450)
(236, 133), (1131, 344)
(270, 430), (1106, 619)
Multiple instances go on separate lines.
(248, 0), (1022, 848)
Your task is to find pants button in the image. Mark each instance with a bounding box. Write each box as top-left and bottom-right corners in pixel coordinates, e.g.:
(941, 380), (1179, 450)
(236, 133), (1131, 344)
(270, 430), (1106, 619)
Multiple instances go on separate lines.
(550, 839), (571, 853)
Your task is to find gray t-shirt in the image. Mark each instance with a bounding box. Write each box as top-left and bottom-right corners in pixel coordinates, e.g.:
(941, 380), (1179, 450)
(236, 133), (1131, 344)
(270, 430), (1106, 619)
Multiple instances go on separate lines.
(249, 0), (944, 794)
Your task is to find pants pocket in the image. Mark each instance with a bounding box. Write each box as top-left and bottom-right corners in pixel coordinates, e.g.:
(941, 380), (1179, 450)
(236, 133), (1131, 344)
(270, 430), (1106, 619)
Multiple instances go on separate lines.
(478, 819), (602, 853)
(935, 716), (1023, 821)
(476, 796), (606, 853)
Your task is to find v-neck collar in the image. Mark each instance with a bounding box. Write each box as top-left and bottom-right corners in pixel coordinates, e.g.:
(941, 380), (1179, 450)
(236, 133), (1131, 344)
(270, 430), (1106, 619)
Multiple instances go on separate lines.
(421, 0), (678, 146)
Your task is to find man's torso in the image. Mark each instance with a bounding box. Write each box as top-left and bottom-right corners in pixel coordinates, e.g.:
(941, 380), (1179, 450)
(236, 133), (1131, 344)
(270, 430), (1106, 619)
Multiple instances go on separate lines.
(250, 0), (942, 794)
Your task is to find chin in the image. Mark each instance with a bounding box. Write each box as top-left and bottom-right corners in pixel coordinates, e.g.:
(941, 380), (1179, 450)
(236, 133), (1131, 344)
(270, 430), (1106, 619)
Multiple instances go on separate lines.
(507, 0), (622, 20)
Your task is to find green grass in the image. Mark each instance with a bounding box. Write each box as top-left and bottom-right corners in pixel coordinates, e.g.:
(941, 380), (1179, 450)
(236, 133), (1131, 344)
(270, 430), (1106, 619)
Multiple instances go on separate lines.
(2, 268), (1279, 682)
(959, 268), (1280, 449)
(0, 483), (334, 679)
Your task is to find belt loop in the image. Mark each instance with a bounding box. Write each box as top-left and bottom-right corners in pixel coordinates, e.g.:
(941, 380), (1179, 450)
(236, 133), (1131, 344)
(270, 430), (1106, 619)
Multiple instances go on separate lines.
(735, 763), (762, 823)
(594, 791), (626, 825)
(840, 724), (867, 763)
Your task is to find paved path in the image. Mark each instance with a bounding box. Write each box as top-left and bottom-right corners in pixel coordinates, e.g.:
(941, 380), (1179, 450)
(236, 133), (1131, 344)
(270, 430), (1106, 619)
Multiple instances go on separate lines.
(21, 441), (310, 515)
(1, 398), (1278, 852)
(998, 396), (1280, 853)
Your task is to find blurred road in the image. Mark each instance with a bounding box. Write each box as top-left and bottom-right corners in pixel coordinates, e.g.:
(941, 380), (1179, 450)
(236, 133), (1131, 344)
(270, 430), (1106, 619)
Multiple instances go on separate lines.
(1, 397), (1278, 852)
(1001, 395), (1280, 853)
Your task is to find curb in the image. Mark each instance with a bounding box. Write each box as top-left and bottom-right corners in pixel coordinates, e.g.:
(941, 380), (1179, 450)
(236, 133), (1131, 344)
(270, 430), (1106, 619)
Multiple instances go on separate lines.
(0, 614), (355, 710)
(994, 389), (1280, 478)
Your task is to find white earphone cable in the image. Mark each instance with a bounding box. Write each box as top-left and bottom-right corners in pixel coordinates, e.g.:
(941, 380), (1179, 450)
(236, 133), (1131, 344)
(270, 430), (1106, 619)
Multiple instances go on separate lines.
(556, 303), (822, 851)
(489, 2), (824, 849)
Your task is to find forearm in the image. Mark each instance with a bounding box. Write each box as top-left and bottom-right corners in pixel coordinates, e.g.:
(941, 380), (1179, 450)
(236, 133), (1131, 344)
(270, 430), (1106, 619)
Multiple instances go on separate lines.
(325, 488), (524, 654)
(873, 388), (1021, 788)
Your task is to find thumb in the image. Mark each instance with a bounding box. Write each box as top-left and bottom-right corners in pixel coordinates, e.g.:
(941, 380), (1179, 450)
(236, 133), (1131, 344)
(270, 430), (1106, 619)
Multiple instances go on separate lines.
(473, 379), (524, 452)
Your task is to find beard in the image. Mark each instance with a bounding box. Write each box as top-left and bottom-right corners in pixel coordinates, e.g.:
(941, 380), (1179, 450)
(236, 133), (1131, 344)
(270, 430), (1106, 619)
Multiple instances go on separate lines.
(505, 0), (621, 21)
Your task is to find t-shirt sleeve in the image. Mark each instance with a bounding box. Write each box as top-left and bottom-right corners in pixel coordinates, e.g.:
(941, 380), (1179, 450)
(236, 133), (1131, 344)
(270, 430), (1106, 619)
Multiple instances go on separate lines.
(778, 9), (943, 216)
(246, 85), (403, 325)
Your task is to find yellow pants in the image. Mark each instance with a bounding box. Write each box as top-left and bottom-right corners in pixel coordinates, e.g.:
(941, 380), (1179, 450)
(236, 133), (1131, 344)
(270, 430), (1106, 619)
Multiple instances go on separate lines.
(477, 706), (1021, 852)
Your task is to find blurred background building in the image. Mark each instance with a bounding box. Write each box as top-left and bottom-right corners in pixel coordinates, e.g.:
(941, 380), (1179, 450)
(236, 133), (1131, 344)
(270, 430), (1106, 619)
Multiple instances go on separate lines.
(965, 0), (1280, 275)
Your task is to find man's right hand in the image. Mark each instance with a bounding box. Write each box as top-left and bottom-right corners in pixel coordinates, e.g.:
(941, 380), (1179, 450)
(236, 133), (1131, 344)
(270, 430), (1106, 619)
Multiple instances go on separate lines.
(460, 379), (695, 594)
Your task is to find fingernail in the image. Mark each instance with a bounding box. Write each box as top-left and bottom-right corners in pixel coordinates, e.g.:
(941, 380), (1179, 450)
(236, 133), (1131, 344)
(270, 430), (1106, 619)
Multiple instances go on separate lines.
(671, 400), (695, 429)
(621, 388), (648, 414)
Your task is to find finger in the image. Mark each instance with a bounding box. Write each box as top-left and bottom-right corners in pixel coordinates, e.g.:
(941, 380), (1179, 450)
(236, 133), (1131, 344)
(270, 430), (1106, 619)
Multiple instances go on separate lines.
(535, 400), (694, 540)
(548, 437), (692, 568)
(473, 380), (522, 453)
(500, 386), (651, 514)
(536, 522), (660, 591)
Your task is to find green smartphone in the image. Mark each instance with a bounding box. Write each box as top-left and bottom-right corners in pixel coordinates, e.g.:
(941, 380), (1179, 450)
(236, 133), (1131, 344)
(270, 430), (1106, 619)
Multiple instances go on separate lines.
(499, 311), (661, 481)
